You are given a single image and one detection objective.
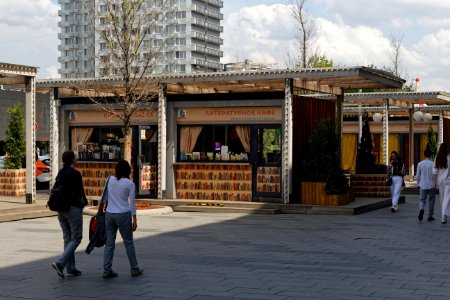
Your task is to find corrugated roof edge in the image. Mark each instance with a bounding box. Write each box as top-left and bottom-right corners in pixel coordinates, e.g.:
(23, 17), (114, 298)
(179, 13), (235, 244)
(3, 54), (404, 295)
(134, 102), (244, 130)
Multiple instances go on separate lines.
(36, 66), (405, 86)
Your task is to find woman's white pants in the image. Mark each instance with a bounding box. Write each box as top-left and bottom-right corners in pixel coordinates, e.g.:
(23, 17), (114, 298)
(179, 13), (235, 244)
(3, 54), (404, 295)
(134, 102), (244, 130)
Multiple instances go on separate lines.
(439, 179), (450, 221)
(390, 176), (403, 206)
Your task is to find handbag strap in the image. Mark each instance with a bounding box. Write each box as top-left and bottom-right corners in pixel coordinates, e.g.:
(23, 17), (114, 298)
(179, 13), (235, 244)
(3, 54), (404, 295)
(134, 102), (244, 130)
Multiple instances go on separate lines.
(97, 176), (111, 215)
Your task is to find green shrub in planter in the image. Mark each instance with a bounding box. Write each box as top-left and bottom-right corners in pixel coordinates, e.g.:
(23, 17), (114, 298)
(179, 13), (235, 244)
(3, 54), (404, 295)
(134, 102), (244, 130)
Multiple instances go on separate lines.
(4, 103), (25, 169)
(301, 119), (349, 195)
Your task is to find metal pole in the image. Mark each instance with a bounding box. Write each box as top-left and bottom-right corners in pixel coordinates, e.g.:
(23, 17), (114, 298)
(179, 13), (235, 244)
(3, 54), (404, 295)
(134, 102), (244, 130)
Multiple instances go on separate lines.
(383, 98), (389, 165)
(25, 76), (36, 204)
(49, 87), (60, 187)
(409, 107), (414, 181)
(158, 84), (167, 199)
(282, 78), (293, 204)
(358, 104), (363, 142)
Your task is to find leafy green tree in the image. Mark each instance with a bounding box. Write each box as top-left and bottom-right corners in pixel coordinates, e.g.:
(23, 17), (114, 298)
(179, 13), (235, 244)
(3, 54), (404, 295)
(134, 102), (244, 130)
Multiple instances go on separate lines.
(309, 54), (333, 68)
(301, 119), (349, 194)
(425, 125), (437, 159)
(4, 103), (26, 169)
(355, 113), (376, 174)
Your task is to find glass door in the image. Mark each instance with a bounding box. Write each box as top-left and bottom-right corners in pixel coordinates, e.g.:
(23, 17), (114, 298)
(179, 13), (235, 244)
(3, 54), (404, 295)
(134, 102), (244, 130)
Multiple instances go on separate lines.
(138, 126), (158, 197)
(252, 125), (282, 198)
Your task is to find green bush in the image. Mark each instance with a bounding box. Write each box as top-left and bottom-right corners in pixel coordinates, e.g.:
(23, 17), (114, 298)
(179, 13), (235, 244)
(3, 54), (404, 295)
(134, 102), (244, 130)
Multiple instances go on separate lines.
(4, 104), (26, 169)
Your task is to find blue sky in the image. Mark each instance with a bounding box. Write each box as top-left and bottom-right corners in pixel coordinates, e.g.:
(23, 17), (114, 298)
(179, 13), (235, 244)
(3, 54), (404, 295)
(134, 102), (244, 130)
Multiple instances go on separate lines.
(1, 0), (449, 90)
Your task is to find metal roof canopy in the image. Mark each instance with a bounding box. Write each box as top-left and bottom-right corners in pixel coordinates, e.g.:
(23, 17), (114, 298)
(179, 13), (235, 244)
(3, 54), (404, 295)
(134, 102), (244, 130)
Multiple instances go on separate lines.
(0, 62), (38, 204)
(344, 91), (450, 108)
(312, 91), (450, 114)
(36, 66), (405, 96)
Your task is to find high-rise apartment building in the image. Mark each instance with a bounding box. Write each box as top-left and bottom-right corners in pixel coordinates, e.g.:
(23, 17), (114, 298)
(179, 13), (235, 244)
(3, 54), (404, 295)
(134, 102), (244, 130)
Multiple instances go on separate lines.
(58, 0), (223, 78)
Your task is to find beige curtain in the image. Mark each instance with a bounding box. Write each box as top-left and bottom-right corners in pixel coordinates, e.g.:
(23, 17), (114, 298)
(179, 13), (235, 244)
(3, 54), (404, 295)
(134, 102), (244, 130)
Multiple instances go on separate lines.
(235, 125), (250, 152)
(71, 128), (94, 151)
(179, 126), (203, 153)
(342, 134), (357, 171)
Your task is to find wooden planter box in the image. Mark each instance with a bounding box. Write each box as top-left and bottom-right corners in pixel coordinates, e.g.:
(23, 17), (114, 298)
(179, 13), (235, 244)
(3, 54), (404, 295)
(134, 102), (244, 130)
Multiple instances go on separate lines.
(350, 174), (390, 197)
(0, 168), (26, 196)
(301, 182), (354, 206)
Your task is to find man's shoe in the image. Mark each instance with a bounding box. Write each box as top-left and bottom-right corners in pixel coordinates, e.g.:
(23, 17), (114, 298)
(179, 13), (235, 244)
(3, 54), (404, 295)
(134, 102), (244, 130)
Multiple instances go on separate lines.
(103, 270), (118, 279)
(52, 262), (65, 279)
(418, 209), (424, 221)
(67, 269), (82, 276)
(428, 216), (435, 222)
(391, 206), (396, 213)
(131, 268), (144, 277)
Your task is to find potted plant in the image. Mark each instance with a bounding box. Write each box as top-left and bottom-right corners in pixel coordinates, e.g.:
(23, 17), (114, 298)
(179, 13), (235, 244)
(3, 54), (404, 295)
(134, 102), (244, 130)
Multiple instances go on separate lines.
(0, 103), (26, 196)
(301, 119), (352, 206)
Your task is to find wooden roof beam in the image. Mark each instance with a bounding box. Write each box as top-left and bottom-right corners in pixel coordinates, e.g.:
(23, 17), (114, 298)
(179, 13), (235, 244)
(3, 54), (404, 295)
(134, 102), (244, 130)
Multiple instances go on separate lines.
(294, 78), (341, 95)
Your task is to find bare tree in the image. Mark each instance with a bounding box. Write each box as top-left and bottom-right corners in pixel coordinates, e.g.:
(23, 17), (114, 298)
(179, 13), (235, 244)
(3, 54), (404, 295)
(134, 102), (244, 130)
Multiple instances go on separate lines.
(75, 0), (170, 162)
(289, 0), (318, 68)
(388, 34), (404, 77)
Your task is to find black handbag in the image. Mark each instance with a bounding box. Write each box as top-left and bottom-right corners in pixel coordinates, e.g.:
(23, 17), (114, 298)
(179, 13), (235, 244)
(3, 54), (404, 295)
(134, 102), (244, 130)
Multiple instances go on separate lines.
(386, 178), (393, 186)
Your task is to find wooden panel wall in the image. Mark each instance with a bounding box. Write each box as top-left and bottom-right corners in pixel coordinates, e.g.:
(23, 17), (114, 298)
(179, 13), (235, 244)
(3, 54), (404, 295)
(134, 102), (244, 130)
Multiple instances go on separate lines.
(444, 118), (450, 145)
(292, 95), (336, 203)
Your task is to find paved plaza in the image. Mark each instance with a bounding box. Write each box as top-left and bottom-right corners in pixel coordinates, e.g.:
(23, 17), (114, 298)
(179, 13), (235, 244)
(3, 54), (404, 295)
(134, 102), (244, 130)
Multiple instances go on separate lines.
(1, 194), (450, 299)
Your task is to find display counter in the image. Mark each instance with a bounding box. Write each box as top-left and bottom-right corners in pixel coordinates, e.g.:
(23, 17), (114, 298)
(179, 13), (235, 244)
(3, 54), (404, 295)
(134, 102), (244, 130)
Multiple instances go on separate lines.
(76, 161), (116, 197)
(175, 162), (252, 201)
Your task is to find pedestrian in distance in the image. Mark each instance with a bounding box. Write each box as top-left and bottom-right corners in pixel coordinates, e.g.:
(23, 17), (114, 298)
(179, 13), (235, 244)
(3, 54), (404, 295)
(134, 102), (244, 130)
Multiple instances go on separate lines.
(103, 159), (143, 279)
(52, 150), (88, 279)
(387, 151), (407, 212)
(434, 143), (450, 224)
(416, 148), (436, 221)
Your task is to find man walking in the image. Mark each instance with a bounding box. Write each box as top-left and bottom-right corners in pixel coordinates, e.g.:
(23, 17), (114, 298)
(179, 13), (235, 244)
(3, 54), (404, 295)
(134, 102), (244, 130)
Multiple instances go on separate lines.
(417, 148), (436, 221)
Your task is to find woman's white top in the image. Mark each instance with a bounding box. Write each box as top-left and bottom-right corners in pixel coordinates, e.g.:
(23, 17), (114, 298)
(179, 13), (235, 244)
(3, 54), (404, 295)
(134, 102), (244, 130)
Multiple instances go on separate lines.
(434, 155), (450, 185)
(105, 176), (136, 215)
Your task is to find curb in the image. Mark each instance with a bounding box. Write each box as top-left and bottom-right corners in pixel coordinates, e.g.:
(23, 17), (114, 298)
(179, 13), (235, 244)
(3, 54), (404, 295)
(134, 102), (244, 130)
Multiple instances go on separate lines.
(83, 206), (173, 216)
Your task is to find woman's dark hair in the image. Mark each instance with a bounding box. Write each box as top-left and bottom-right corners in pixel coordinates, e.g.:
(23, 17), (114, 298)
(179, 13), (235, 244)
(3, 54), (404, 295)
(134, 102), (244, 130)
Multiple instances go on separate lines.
(62, 151), (76, 167)
(435, 143), (448, 169)
(115, 160), (131, 180)
(389, 151), (401, 164)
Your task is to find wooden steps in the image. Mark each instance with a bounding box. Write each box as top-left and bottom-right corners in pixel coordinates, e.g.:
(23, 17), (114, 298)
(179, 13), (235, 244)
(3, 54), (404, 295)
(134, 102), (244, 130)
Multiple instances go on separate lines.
(350, 174), (391, 197)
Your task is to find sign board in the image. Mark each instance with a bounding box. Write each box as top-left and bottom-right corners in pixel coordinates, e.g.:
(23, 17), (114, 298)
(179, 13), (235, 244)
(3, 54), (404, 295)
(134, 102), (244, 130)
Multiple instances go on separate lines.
(176, 107), (282, 124)
(68, 109), (158, 126)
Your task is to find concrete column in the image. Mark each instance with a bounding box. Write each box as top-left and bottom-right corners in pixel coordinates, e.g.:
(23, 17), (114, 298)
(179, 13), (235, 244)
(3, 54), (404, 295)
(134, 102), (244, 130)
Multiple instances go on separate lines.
(25, 76), (36, 204)
(383, 98), (389, 165)
(282, 79), (293, 204)
(409, 108), (414, 180)
(49, 88), (60, 187)
(158, 84), (167, 199)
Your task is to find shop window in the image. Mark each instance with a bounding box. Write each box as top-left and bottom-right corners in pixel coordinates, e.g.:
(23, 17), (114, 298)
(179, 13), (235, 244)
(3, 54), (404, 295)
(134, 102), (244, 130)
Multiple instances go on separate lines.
(70, 127), (124, 161)
(178, 125), (249, 162)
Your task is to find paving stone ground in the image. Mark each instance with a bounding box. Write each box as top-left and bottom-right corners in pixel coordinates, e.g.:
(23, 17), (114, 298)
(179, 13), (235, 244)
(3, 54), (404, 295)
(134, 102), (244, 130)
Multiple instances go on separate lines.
(1, 194), (450, 300)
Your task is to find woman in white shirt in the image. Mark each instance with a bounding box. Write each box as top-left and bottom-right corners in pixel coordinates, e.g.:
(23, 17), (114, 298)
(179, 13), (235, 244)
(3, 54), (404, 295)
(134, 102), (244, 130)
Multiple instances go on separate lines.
(103, 160), (143, 278)
(434, 143), (450, 224)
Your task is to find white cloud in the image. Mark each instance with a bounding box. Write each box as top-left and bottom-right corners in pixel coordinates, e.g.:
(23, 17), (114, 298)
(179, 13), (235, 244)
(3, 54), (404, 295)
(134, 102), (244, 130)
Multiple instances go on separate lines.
(45, 65), (60, 79)
(222, 4), (293, 65)
(316, 19), (391, 67)
(222, 3), (450, 91)
(0, 0), (59, 79)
